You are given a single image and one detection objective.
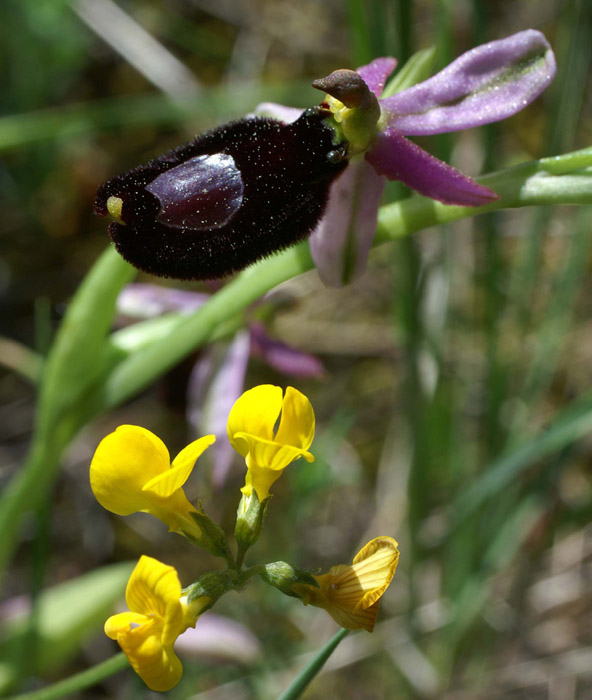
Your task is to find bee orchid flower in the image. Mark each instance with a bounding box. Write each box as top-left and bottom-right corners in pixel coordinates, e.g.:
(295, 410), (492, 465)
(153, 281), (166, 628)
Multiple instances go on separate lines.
(95, 30), (554, 285)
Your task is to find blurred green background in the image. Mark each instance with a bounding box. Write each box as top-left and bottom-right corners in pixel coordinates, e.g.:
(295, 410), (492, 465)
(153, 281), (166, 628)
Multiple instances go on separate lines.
(1, 0), (592, 697)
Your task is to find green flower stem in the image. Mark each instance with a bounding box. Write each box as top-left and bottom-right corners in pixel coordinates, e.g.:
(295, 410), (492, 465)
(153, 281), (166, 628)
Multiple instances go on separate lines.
(540, 146), (592, 174)
(375, 145), (592, 244)
(10, 653), (129, 700)
(277, 628), (350, 700)
(235, 541), (248, 571)
(242, 564), (266, 579)
(0, 336), (43, 384)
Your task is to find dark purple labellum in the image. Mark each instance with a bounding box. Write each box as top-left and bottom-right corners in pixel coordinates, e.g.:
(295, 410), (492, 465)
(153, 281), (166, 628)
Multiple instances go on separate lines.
(145, 153), (244, 230)
(94, 108), (348, 280)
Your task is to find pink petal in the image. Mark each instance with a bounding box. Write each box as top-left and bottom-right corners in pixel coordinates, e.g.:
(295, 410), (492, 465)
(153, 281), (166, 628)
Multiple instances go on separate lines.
(250, 103), (303, 124)
(310, 159), (386, 286)
(186, 331), (251, 489)
(117, 283), (209, 319)
(357, 57), (398, 97)
(366, 129), (499, 206)
(249, 322), (325, 378)
(380, 30), (556, 135)
(176, 612), (262, 664)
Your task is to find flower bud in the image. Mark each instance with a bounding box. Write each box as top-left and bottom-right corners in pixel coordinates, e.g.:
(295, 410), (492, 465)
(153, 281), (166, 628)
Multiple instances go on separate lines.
(260, 561), (320, 599)
(234, 491), (269, 555)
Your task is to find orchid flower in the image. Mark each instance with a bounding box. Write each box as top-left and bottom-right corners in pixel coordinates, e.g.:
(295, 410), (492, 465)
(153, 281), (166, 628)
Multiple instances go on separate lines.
(96, 31), (554, 284)
(257, 30), (556, 285)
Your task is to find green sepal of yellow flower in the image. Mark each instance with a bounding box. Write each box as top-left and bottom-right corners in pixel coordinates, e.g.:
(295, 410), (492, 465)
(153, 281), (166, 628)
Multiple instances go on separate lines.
(260, 561), (320, 599)
(184, 569), (241, 607)
(234, 490), (270, 558)
(185, 500), (233, 562)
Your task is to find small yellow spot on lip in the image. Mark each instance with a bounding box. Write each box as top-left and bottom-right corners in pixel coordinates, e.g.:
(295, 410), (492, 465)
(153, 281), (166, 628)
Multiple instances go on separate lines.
(106, 196), (125, 224)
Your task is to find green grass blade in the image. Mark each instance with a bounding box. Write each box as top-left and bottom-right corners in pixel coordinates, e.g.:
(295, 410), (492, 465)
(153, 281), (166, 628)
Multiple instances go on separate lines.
(9, 654), (128, 700)
(454, 392), (592, 519)
(0, 82), (312, 152)
(277, 629), (349, 700)
(381, 46), (436, 98)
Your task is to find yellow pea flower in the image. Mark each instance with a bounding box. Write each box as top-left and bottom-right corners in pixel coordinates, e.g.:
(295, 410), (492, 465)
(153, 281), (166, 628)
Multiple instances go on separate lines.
(227, 385), (315, 501)
(293, 536), (399, 632)
(105, 555), (209, 692)
(90, 425), (214, 541)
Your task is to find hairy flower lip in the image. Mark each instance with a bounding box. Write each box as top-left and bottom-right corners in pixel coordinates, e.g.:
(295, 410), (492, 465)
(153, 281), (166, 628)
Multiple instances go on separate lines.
(94, 108), (347, 280)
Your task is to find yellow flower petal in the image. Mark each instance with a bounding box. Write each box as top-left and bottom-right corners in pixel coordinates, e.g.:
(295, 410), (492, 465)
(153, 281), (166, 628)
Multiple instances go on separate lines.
(235, 434), (313, 499)
(323, 599), (380, 632)
(240, 465), (278, 500)
(106, 557), (188, 692)
(117, 622), (183, 692)
(90, 426), (170, 515)
(171, 434), (216, 472)
(350, 536), (399, 610)
(237, 433), (314, 471)
(143, 433), (216, 500)
(142, 462), (193, 499)
(352, 536), (399, 565)
(274, 386), (315, 451)
(125, 556), (184, 643)
(293, 537), (399, 632)
(228, 385), (316, 500)
(227, 385), (283, 456)
(104, 611), (148, 639)
(91, 427), (214, 539)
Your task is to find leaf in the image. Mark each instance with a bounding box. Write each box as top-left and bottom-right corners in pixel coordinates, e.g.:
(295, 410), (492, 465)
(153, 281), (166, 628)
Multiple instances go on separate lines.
(0, 562), (133, 694)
